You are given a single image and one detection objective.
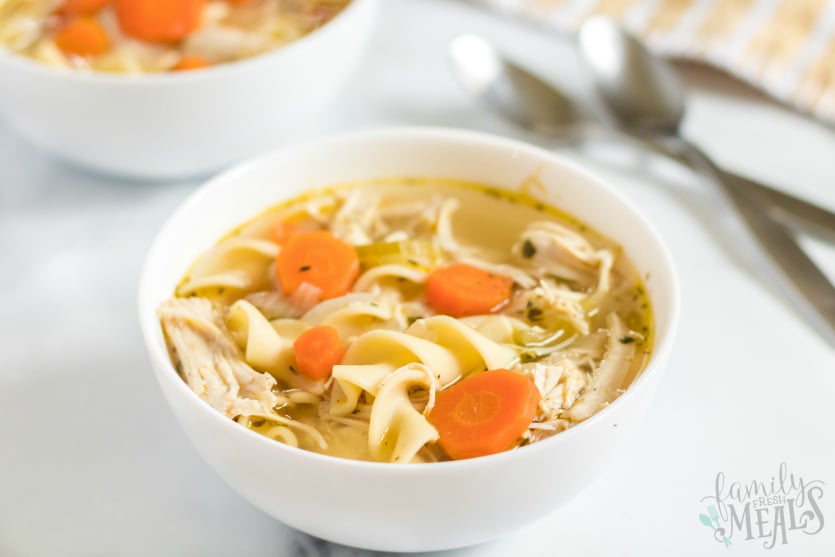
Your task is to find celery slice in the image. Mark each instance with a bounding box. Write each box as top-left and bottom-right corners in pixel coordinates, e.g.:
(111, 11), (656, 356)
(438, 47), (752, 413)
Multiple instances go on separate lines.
(356, 240), (441, 270)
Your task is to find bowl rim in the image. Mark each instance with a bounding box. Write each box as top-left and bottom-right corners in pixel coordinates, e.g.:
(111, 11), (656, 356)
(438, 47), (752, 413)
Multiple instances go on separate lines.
(0, 0), (374, 86)
(138, 126), (680, 472)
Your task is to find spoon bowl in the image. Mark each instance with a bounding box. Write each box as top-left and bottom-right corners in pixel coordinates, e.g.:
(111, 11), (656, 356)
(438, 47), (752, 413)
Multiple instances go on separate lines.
(578, 17), (685, 134)
(449, 34), (582, 138)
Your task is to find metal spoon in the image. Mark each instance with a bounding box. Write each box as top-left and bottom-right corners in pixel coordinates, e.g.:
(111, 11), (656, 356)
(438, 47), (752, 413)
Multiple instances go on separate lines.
(448, 34), (584, 140)
(576, 17), (835, 345)
(448, 33), (835, 240)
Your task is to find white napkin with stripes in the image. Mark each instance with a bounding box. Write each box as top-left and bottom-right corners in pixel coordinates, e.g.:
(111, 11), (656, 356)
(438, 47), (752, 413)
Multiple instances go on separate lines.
(474, 0), (835, 123)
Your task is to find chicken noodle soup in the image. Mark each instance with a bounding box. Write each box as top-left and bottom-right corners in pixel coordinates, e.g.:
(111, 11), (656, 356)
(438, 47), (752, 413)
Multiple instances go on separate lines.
(0, 0), (350, 73)
(158, 179), (653, 462)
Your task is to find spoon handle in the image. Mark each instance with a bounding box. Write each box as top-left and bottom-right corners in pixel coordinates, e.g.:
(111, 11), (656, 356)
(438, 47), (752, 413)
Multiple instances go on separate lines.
(722, 169), (835, 243)
(635, 135), (835, 241)
(665, 137), (835, 347)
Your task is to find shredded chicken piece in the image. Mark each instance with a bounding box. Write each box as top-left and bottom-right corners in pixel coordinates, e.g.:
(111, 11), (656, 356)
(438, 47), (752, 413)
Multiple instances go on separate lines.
(513, 221), (614, 293)
(507, 278), (590, 335)
(158, 297), (279, 417)
(564, 313), (635, 421)
(517, 359), (589, 423)
(329, 190), (385, 245)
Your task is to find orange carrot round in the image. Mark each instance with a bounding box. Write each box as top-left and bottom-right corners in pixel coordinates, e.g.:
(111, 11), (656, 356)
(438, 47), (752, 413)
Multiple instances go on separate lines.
(115, 0), (204, 43)
(54, 17), (110, 57)
(292, 325), (345, 380)
(428, 369), (541, 460)
(425, 263), (513, 317)
(59, 0), (112, 15)
(172, 55), (209, 71)
(276, 231), (359, 300)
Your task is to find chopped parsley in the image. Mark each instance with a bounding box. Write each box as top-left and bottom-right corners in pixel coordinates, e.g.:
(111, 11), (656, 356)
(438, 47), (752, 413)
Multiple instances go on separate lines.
(521, 239), (537, 258)
(526, 307), (543, 322)
(407, 315), (423, 326)
(520, 352), (538, 363)
(619, 336), (636, 344)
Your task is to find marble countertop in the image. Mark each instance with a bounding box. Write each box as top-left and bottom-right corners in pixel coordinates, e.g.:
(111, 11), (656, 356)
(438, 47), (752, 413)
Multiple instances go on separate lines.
(1, 0), (834, 555)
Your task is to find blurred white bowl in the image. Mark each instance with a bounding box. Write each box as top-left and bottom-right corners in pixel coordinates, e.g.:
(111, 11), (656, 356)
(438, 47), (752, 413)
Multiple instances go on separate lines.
(0, 0), (376, 180)
(138, 127), (679, 552)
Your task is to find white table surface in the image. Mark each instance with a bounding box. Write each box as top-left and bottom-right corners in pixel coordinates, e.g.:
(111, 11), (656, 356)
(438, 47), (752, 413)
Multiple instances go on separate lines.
(2, 1), (834, 555)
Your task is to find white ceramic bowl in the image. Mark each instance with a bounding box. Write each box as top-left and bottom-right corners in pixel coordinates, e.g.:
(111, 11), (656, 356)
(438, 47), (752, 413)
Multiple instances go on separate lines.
(138, 128), (679, 552)
(0, 0), (376, 180)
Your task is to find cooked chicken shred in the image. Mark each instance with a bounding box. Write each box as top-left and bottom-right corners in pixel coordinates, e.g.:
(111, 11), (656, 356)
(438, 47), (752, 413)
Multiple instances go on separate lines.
(158, 297), (279, 417)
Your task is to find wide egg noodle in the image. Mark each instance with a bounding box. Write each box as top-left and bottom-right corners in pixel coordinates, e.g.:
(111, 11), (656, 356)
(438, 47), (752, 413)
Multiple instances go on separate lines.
(459, 314), (518, 343)
(330, 330), (460, 416)
(352, 264), (428, 293)
(406, 315), (518, 375)
(301, 293), (401, 341)
(368, 363), (439, 463)
(226, 299), (323, 393)
(177, 238), (279, 296)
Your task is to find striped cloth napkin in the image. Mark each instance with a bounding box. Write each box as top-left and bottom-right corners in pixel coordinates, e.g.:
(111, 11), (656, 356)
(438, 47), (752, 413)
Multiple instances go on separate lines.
(471, 0), (835, 124)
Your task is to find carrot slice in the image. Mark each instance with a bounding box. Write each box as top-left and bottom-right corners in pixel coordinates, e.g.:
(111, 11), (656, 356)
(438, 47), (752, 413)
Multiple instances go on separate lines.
(292, 325), (345, 380)
(427, 369), (541, 460)
(59, 0), (112, 15)
(115, 0), (204, 43)
(54, 17), (110, 57)
(172, 55), (209, 71)
(425, 263), (513, 317)
(276, 231), (359, 300)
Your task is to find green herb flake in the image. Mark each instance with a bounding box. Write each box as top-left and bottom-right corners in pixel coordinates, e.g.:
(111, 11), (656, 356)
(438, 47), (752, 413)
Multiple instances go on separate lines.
(521, 239), (537, 259)
(619, 336), (636, 344)
(520, 352), (538, 363)
(526, 307), (543, 322)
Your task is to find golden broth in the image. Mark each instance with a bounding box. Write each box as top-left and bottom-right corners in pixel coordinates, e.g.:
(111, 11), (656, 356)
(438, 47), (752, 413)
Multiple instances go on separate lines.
(164, 178), (653, 462)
